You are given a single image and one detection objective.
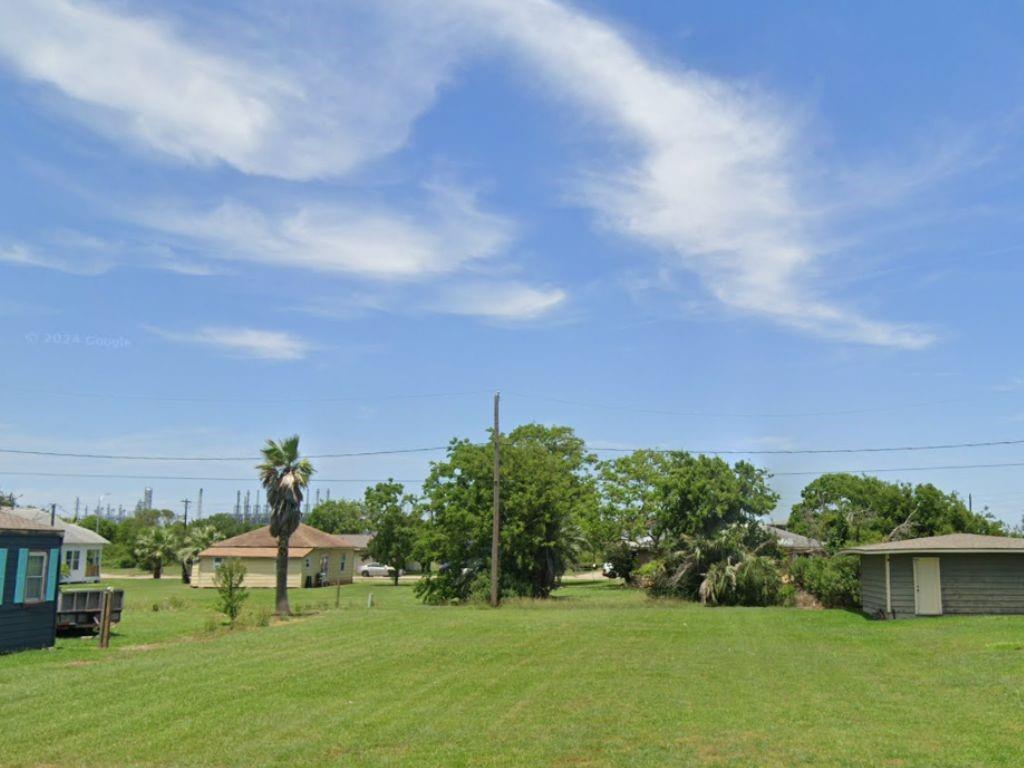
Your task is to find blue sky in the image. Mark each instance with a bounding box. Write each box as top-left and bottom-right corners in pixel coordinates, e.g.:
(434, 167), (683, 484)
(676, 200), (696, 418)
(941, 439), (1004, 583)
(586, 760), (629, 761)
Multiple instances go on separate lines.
(1, 0), (1024, 524)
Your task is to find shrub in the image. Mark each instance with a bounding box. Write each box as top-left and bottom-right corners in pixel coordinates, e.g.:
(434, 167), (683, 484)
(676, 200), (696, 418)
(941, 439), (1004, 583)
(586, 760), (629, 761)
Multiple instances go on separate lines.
(213, 558), (249, 625)
(788, 555), (860, 608)
(697, 556), (782, 607)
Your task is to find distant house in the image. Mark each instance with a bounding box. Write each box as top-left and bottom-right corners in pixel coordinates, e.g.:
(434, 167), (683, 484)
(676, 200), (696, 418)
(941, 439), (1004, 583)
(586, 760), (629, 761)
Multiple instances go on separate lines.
(0, 510), (63, 653)
(193, 523), (358, 588)
(341, 533), (374, 571)
(763, 524), (824, 558)
(7, 508), (109, 583)
(844, 534), (1024, 618)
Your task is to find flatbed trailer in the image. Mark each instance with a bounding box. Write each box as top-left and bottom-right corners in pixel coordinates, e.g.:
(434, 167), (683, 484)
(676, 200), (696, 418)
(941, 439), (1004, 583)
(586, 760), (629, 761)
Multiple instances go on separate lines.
(56, 589), (124, 632)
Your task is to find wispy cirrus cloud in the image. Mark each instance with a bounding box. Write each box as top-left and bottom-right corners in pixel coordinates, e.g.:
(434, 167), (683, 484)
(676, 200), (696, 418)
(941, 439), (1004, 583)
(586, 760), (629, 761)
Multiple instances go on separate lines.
(429, 281), (567, 320)
(429, 0), (935, 348)
(148, 326), (313, 360)
(0, 0), (940, 344)
(137, 184), (515, 280)
(0, 243), (113, 275)
(0, 0), (459, 179)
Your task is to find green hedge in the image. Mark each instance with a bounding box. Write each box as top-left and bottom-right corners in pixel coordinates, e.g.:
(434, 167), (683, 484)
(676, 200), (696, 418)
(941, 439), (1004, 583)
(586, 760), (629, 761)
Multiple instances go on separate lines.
(788, 555), (860, 608)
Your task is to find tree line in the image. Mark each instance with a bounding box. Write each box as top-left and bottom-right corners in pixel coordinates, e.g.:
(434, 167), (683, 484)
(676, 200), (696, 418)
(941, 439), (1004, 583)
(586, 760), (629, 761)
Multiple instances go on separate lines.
(2, 422), (1011, 611)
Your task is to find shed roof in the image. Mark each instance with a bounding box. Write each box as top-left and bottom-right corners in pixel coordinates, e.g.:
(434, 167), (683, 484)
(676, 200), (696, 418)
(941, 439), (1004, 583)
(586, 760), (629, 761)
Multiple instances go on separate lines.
(843, 533), (1024, 555)
(0, 509), (64, 535)
(198, 522), (355, 558)
(5, 507), (109, 545)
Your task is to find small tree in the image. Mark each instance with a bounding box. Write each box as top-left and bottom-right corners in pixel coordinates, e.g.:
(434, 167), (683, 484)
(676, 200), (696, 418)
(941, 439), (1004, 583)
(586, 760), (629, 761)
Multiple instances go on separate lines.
(133, 527), (178, 579)
(214, 558), (249, 625)
(176, 524), (220, 584)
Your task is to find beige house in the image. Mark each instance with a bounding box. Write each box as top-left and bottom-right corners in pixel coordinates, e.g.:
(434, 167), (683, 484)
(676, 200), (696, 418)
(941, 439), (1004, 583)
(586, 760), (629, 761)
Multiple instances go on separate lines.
(193, 523), (357, 589)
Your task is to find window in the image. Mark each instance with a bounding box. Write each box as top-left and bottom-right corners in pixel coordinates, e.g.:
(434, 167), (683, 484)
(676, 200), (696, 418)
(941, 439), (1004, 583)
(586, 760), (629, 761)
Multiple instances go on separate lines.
(24, 550), (47, 603)
(213, 558), (223, 570)
(319, 555), (329, 575)
(339, 554), (347, 573)
(65, 549), (81, 570)
(305, 557), (311, 569)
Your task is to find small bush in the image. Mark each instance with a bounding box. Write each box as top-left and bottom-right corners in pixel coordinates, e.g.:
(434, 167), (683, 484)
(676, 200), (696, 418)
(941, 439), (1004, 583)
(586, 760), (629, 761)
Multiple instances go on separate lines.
(698, 556), (783, 607)
(213, 558), (249, 625)
(788, 555), (860, 608)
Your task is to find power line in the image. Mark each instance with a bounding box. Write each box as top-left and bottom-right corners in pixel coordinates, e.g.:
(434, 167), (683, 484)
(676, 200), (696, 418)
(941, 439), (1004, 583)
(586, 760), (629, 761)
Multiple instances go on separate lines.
(0, 387), (493, 405)
(0, 471), (424, 483)
(5, 435), (1024, 462)
(589, 437), (1024, 456)
(771, 461), (1024, 477)
(505, 390), (980, 419)
(5, 460), (1024, 483)
(0, 446), (455, 461)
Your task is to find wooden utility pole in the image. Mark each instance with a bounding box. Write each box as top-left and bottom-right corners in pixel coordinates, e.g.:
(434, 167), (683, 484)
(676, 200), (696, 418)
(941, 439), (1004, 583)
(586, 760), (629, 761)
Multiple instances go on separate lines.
(181, 498), (191, 529)
(490, 391), (501, 608)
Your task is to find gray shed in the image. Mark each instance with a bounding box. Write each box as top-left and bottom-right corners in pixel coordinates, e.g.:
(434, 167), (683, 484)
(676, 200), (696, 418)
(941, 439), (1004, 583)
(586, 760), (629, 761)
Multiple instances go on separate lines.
(843, 534), (1024, 618)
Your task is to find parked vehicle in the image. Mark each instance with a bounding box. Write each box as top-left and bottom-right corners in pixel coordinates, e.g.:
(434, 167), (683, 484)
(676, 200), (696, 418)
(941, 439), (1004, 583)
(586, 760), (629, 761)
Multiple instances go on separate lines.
(360, 562), (400, 578)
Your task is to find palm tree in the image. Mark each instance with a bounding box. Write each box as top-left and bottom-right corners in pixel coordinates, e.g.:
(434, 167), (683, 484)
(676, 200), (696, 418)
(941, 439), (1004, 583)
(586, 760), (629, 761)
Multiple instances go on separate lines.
(176, 524), (220, 584)
(133, 527), (178, 579)
(258, 435), (315, 616)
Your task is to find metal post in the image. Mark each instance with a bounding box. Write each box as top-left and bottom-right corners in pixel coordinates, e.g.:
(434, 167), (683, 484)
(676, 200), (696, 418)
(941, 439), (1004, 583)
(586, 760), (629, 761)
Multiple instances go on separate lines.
(490, 391), (501, 608)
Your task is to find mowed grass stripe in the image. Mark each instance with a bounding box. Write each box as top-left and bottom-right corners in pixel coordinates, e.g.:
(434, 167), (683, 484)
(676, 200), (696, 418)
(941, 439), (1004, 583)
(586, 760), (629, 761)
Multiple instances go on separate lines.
(2, 580), (1024, 766)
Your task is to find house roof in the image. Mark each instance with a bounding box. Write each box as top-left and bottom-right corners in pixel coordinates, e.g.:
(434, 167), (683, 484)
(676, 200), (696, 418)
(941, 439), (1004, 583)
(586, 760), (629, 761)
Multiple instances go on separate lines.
(340, 533), (373, 550)
(199, 546), (313, 559)
(0, 509), (64, 536)
(843, 533), (1024, 555)
(763, 524), (823, 551)
(198, 522), (355, 558)
(5, 507), (109, 545)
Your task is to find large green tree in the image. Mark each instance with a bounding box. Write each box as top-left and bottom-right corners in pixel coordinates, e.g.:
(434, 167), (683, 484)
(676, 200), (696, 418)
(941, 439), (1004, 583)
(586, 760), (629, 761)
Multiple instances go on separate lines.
(787, 473), (1004, 549)
(258, 435), (314, 616)
(417, 424), (597, 603)
(307, 498), (371, 534)
(365, 481), (420, 585)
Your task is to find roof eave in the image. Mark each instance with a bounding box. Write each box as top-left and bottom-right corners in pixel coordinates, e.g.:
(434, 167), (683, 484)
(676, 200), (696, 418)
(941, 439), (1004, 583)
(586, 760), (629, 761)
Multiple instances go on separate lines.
(845, 548), (1024, 555)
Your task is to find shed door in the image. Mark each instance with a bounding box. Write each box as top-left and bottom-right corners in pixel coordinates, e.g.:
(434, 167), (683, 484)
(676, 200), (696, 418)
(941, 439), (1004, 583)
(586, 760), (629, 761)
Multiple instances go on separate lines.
(913, 557), (942, 616)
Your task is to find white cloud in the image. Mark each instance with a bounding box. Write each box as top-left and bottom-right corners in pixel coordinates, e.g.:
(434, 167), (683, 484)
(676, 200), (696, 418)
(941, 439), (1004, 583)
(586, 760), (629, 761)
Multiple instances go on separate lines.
(149, 326), (313, 360)
(0, 0), (935, 345)
(425, 0), (935, 348)
(137, 184), (516, 280)
(0, 243), (112, 275)
(430, 281), (567, 319)
(0, 0), (458, 179)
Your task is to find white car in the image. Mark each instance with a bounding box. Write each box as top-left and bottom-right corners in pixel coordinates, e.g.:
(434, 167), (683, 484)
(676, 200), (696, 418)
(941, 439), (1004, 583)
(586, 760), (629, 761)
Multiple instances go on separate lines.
(360, 562), (399, 578)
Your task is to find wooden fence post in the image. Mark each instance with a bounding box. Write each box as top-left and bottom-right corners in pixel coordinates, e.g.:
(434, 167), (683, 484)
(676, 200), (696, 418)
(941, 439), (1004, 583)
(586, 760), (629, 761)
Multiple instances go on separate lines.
(98, 587), (113, 649)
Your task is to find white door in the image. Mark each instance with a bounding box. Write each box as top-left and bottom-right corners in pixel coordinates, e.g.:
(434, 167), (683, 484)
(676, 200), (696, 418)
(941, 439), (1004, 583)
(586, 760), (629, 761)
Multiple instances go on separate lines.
(913, 557), (942, 615)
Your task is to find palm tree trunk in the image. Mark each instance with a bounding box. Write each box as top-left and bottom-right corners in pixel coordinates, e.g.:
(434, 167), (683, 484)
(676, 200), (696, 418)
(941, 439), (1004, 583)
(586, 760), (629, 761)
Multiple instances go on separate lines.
(275, 537), (291, 616)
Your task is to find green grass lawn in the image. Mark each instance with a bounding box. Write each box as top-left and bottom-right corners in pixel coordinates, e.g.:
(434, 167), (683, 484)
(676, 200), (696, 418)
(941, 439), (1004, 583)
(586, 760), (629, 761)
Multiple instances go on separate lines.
(2, 579), (1023, 767)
